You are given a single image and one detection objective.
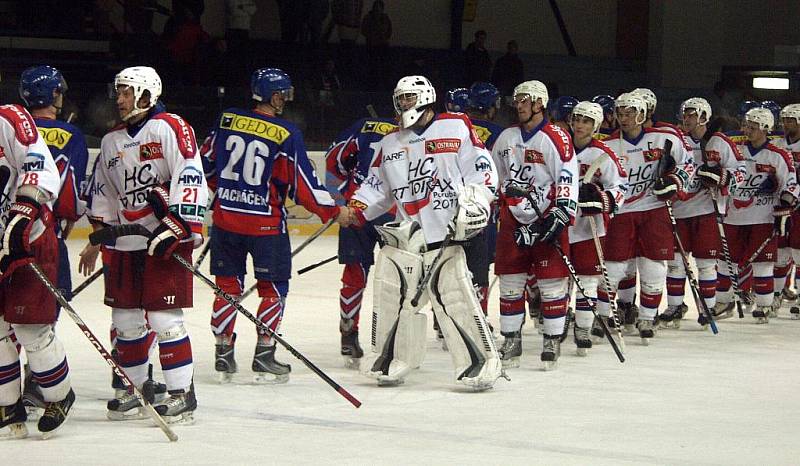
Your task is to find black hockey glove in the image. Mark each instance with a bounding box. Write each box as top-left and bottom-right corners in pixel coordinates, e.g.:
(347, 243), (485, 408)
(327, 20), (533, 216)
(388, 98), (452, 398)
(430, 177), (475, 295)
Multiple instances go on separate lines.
(514, 223), (542, 247)
(652, 173), (681, 201)
(538, 206), (571, 244)
(696, 163), (730, 190)
(578, 183), (615, 215)
(773, 192), (797, 237)
(0, 196), (40, 279)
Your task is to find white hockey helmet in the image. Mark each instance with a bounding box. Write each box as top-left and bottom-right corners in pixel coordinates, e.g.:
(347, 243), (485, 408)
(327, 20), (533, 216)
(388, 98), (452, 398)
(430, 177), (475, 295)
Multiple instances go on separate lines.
(632, 87), (657, 113)
(571, 101), (603, 134)
(114, 66), (162, 121)
(615, 92), (647, 125)
(682, 97), (712, 124)
(779, 103), (800, 123)
(512, 80), (549, 109)
(744, 107), (774, 132)
(393, 75), (436, 128)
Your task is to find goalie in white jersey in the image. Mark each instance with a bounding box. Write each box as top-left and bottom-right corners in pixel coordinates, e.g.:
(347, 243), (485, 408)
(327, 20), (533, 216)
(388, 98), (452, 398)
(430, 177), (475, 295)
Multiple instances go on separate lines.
(338, 75), (502, 390)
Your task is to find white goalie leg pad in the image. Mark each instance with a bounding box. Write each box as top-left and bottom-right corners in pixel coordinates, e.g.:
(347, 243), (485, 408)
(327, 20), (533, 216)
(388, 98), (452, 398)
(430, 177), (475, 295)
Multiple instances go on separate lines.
(112, 308), (151, 387)
(0, 319), (21, 406)
(364, 244), (426, 384)
(12, 323), (71, 402)
(426, 246), (500, 390)
(148, 309), (193, 391)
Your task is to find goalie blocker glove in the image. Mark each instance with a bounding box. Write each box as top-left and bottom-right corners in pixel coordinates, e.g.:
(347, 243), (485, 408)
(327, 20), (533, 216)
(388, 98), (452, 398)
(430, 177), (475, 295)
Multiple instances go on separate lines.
(0, 196), (41, 278)
(696, 163), (730, 190)
(578, 182), (615, 215)
(146, 187), (191, 259)
(773, 191), (797, 237)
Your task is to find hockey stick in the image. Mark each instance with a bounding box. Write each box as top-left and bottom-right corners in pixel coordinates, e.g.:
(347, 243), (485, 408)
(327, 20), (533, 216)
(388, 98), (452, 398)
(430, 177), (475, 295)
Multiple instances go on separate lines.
(410, 231), (454, 308)
(26, 262), (178, 442)
(506, 185), (625, 362)
(739, 231), (777, 274)
(90, 225), (362, 409)
(581, 154), (625, 351)
(71, 268), (103, 298)
(366, 104), (378, 118)
(709, 191), (745, 318)
(297, 255), (338, 275)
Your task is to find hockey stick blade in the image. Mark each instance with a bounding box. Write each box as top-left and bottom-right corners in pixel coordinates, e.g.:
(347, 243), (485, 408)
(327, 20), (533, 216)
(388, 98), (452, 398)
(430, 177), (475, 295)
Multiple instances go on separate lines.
(27, 263), (178, 442)
(89, 224), (151, 246)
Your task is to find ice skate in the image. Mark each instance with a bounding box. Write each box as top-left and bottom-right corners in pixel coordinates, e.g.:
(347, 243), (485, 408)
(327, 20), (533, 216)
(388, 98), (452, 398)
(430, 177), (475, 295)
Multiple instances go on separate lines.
(637, 319), (655, 346)
(153, 384), (197, 425)
(0, 399), (28, 440)
(22, 365), (45, 420)
(38, 389), (75, 439)
(590, 315), (612, 342)
(712, 301), (735, 320)
(782, 286), (797, 302)
(498, 331), (522, 368)
(658, 303), (687, 329)
(107, 372), (166, 421)
(252, 343), (291, 384)
(574, 326), (592, 356)
(215, 334), (238, 383)
(791, 306), (800, 320)
(752, 306), (770, 324)
(541, 335), (560, 371)
(619, 301), (638, 335)
(341, 329), (364, 370)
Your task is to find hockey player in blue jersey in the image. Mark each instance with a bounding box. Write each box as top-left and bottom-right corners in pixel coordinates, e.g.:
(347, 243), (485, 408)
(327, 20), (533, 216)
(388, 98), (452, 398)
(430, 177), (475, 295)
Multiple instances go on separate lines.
(324, 116), (397, 367)
(202, 68), (344, 383)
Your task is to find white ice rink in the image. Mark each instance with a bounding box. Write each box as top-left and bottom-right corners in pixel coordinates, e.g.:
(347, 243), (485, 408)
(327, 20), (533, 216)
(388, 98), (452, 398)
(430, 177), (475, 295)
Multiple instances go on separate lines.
(6, 235), (800, 465)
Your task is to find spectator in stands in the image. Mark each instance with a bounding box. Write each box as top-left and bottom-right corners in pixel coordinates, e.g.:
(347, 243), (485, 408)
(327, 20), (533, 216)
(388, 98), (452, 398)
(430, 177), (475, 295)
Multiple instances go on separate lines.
(465, 30), (492, 85)
(225, 0), (257, 51)
(361, 0), (391, 48)
(163, 2), (223, 84)
(491, 40), (524, 98)
(331, 0), (363, 46)
(303, 0), (330, 45)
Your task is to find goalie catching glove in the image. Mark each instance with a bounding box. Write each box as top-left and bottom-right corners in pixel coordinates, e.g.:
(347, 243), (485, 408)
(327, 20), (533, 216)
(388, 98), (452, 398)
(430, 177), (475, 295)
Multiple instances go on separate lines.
(0, 196), (41, 278)
(578, 182), (615, 215)
(146, 186), (191, 259)
(696, 163), (729, 190)
(448, 185), (491, 241)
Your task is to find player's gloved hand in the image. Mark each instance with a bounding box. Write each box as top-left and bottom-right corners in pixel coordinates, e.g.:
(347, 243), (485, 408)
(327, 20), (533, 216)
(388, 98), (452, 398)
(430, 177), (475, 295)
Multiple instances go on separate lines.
(449, 186), (490, 241)
(578, 182), (615, 215)
(147, 185), (171, 219)
(696, 163), (729, 189)
(773, 192), (797, 237)
(147, 213), (191, 259)
(0, 196), (41, 279)
(757, 173), (778, 195)
(652, 173), (681, 201)
(514, 223), (542, 247)
(538, 206), (571, 244)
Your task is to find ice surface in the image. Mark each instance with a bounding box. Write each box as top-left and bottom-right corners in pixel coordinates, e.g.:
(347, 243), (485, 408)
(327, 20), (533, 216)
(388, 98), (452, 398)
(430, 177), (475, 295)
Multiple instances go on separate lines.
(5, 236), (800, 465)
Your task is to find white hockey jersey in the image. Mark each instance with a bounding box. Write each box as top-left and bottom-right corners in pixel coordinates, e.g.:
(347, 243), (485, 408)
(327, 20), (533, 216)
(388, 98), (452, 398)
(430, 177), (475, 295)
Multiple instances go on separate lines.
(491, 119), (578, 225)
(350, 112), (497, 245)
(604, 127), (692, 214)
(86, 112), (209, 251)
(672, 132), (746, 219)
(772, 135), (800, 172)
(725, 141), (799, 226)
(0, 104), (60, 242)
(569, 139), (628, 243)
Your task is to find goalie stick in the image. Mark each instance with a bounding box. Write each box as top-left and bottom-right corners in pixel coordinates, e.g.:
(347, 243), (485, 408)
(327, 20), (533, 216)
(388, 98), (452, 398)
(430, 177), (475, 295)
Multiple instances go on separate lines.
(89, 225), (363, 408)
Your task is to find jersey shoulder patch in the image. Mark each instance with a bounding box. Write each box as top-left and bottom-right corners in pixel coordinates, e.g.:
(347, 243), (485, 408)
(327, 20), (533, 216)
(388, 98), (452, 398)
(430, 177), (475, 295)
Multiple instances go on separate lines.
(0, 104), (39, 145)
(154, 113), (197, 158)
(541, 123), (573, 161)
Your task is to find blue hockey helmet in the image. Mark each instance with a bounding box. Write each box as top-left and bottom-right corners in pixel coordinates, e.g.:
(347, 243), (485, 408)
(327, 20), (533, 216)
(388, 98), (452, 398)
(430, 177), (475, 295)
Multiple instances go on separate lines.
(251, 68), (294, 102)
(19, 65), (68, 108)
(445, 88), (469, 112)
(549, 95), (579, 122)
(761, 100), (782, 122)
(591, 94), (615, 117)
(737, 100), (760, 119)
(467, 82), (500, 112)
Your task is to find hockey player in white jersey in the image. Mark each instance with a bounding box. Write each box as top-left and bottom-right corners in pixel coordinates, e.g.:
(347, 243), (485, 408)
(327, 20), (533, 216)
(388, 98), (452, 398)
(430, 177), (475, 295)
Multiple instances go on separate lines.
(338, 75), (502, 390)
(715, 107), (800, 323)
(775, 104), (800, 318)
(82, 67), (208, 422)
(660, 98), (746, 327)
(599, 92), (692, 343)
(568, 101), (627, 354)
(490, 80), (578, 369)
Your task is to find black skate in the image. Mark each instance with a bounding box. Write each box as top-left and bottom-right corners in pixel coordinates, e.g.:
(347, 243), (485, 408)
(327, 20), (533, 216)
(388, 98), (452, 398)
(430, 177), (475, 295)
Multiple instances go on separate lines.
(341, 329), (364, 369)
(154, 384), (197, 425)
(574, 326), (592, 356)
(111, 349), (126, 398)
(752, 306), (770, 324)
(791, 305), (800, 320)
(498, 331), (522, 368)
(637, 319), (655, 345)
(252, 344), (291, 384)
(541, 335), (561, 371)
(215, 333), (238, 384)
(658, 303), (687, 329)
(22, 364), (45, 420)
(590, 316), (607, 341)
(782, 286), (798, 302)
(38, 389), (75, 439)
(0, 399), (28, 440)
(619, 301), (638, 335)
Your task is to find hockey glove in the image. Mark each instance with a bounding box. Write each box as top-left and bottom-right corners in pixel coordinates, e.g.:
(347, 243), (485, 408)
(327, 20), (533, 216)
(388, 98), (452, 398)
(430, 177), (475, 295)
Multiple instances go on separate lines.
(514, 223), (542, 247)
(0, 196), (40, 279)
(147, 211), (191, 259)
(578, 182), (615, 215)
(773, 192), (798, 237)
(147, 185), (171, 220)
(449, 186), (490, 241)
(652, 174), (681, 201)
(538, 206), (571, 244)
(696, 163), (730, 190)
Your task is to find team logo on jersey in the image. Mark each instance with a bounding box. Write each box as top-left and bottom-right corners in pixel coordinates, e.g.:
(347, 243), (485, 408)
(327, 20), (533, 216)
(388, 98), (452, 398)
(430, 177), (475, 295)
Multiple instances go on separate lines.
(642, 147), (663, 161)
(524, 149), (544, 164)
(704, 150), (721, 162)
(38, 127), (73, 150)
(347, 199), (368, 210)
(177, 166), (204, 186)
(0, 105), (37, 144)
(22, 153), (45, 172)
(383, 150), (405, 162)
(140, 142), (164, 161)
(756, 163), (775, 173)
(362, 121), (397, 135)
(425, 138), (461, 154)
(475, 155), (492, 172)
(220, 113), (289, 144)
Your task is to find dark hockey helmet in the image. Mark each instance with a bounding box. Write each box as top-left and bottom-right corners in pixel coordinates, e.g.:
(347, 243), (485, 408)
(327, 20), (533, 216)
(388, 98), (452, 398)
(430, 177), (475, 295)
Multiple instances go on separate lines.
(467, 82), (500, 112)
(445, 87), (469, 112)
(19, 65), (68, 108)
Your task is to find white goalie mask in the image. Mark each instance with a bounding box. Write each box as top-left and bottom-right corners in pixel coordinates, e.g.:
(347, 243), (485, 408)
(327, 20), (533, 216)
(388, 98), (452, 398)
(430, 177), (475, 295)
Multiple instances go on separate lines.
(632, 87), (657, 114)
(512, 80), (549, 109)
(571, 101), (603, 134)
(393, 76), (436, 129)
(780, 103), (800, 124)
(682, 97), (712, 125)
(615, 92), (647, 126)
(114, 66), (162, 121)
(744, 107), (774, 132)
